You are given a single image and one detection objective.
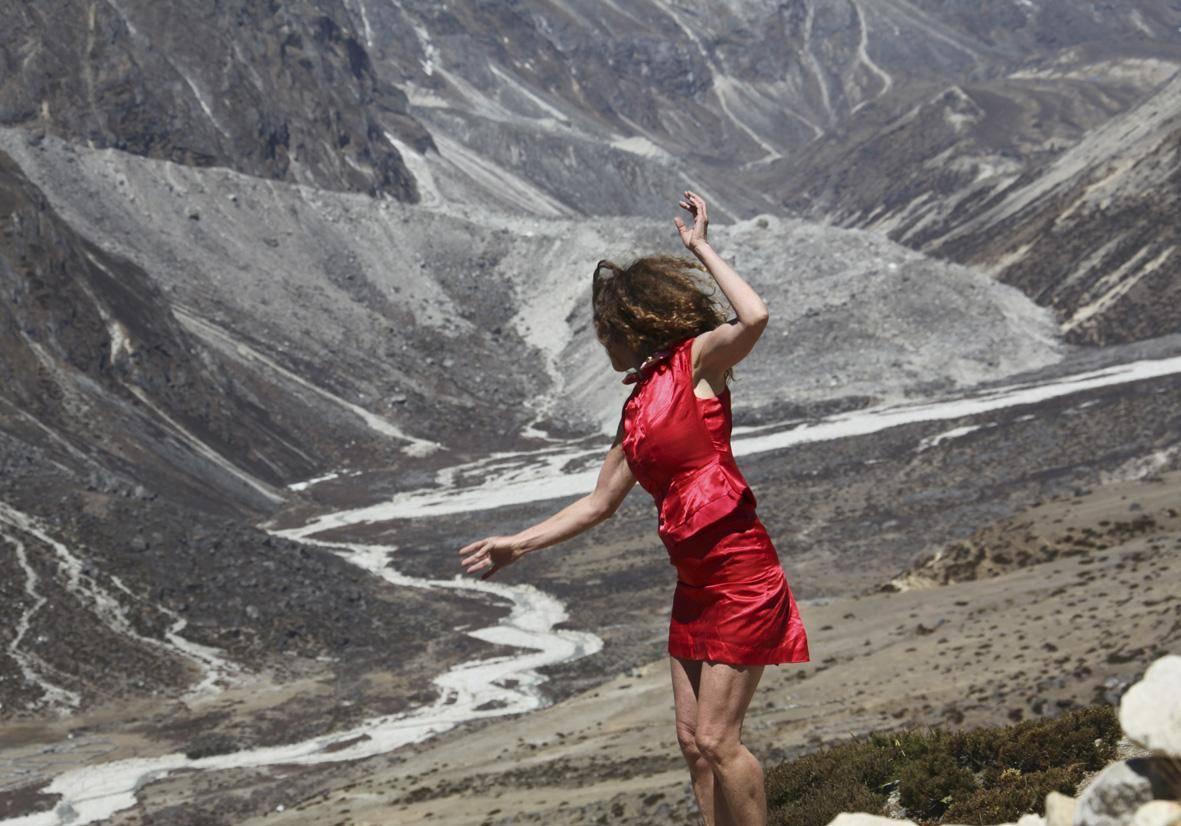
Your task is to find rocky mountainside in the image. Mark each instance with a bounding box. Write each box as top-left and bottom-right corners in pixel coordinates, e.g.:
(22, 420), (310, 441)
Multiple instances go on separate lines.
(0, 146), (432, 516)
(926, 72), (1181, 346)
(0, 1), (431, 197)
(0, 147), (504, 713)
(782, 62), (1181, 346)
(349, 0), (1181, 216)
(0, 126), (1065, 443)
(350, 0), (1181, 345)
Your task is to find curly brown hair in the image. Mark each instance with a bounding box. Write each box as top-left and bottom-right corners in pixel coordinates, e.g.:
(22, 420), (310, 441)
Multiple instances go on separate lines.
(592, 255), (735, 385)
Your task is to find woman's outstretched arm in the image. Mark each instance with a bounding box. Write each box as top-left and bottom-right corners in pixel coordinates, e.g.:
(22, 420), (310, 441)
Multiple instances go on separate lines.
(675, 190), (769, 377)
(458, 423), (636, 580)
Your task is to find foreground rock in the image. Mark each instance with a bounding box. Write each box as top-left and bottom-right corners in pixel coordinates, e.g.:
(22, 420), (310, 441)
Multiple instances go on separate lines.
(1119, 656), (1181, 757)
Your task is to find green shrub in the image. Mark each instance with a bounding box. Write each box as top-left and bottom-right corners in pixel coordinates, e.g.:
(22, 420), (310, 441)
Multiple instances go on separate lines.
(899, 748), (977, 820)
(943, 766), (1082, 825)
(767, 778), (885, 826)
(985, 704), (1119, 778)
(764, 704), (1121, 826)
(765, 740), (892, 826)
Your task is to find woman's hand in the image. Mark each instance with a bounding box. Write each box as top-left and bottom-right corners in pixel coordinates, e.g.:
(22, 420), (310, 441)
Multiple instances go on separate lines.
(458, 535), (523, 580)
(675, 190), (709, 252)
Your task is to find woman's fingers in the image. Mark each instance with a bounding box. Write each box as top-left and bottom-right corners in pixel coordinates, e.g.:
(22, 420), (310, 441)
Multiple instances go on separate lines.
(458, 537), (515, 578)
(458, 538), (486, 556)
(458, 538), (486, 558)
(458, 539), (490, 569)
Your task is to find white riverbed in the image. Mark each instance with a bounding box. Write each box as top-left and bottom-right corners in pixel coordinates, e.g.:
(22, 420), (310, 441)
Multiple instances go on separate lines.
(0, 517), (601, 826)
(289, 352), (1181, 527)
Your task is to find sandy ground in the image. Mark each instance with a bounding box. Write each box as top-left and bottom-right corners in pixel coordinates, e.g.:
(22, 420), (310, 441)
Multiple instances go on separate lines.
(160, 471), (1179, 826)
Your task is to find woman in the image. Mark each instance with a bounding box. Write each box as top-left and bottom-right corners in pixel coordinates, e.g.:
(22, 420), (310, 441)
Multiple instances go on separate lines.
(458, 191), (809, 826)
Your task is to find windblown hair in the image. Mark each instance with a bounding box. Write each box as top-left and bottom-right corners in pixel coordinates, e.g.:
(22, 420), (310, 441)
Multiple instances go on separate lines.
(592, 255), (736, 385)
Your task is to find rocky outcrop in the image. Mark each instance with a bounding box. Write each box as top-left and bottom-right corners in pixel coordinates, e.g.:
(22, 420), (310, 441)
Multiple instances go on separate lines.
(1075, 759), (1180, 826)
(0, 1), (431, 198)
(1119, 657), (1181, 759)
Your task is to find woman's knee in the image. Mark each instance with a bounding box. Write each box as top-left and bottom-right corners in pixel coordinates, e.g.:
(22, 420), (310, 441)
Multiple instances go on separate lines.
(675, 719), (701, 757)
(694, 727), (742, 766)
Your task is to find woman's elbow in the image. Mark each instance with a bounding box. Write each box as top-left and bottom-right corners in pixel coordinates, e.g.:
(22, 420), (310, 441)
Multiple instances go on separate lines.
(586, 494), (617, 523)
(741, 310), (769, 333)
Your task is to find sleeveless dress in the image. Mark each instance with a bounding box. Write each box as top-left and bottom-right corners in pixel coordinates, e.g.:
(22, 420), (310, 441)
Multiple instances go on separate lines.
(619, 334), (810, 666)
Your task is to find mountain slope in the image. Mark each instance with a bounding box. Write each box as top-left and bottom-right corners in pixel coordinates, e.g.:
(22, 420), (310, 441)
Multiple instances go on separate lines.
(926, 71), (1181, 345)
(0, 1), (431, 197)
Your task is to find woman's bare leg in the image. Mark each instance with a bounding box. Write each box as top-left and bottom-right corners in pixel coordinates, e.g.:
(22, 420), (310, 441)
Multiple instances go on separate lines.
(695, 659), (767, 826)
(670, 656), (731, 824)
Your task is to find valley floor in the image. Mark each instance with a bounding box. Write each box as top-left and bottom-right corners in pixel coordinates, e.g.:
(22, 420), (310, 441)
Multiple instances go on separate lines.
(3, 346), (1180, 824)
(120, 471), (1181, 824)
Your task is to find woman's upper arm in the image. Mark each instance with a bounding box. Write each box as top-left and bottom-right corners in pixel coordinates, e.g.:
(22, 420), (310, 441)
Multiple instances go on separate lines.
(589, 421), (636, 517)
(692, 316), (768, 378)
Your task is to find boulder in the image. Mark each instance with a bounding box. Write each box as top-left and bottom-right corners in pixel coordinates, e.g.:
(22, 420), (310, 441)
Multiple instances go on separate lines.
(1046, 792), (1078, 826)
(1131, 801), (1181, 826)
(827, 815), (917, 826)
(1119, 655), (1181, 756)
(1075, 758), (1179, 826)
(1013, 815), (1048, 826)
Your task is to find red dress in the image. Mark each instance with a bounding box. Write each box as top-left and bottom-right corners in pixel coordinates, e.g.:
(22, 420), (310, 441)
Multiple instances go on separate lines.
(620, 334), (810, 666)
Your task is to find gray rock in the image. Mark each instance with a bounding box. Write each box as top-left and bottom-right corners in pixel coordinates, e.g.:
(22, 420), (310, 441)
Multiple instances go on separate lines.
(827, 815), (917, 826)
(0, 1), (428, 198)
(1047, 793), (1079, 826)
(1014, 816), (1048, 826)
(1075, 758), (1181, 826)
(1120, 655), (1181, 757)
(1131, 801), (1181, 826)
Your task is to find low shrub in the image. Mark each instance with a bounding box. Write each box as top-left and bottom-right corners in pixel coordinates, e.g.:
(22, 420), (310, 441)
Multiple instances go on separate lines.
(764, 704), (1119, 826)
(898, 748), (977, 820)
(943, 766), (1082, 825)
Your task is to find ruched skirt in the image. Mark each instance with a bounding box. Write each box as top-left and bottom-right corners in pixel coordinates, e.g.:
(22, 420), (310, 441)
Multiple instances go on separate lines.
(665, 503), (810, 666)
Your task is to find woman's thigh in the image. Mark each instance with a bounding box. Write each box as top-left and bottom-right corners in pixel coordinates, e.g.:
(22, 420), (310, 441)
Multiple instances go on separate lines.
(670, 656), (703, 749)
(696, 660), (764, 740)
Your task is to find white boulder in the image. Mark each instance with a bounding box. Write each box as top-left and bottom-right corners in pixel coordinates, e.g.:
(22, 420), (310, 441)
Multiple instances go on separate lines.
(1130, 800), (1181, 826)
(827, 815), (917, 826)
(1075, 758), (1177, 826)
(1046, 791), (1078, 826)
(1124, 803), (1181, 826)
(1119, 655), (1181, 756)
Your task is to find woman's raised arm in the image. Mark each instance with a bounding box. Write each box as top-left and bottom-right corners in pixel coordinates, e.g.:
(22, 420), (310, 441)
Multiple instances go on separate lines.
(458, 422), (636, 580)
(675, 190), (769, 378)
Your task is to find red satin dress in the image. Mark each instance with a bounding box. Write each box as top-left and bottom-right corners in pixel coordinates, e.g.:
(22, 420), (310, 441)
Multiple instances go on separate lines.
(620, 334), (810, 666)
